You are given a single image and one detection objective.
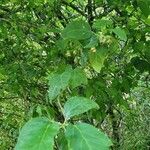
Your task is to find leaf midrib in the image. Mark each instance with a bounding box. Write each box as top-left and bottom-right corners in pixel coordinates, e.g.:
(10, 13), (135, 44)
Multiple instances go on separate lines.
(38, 123), (51, 150)
(74, 125), (92, 150)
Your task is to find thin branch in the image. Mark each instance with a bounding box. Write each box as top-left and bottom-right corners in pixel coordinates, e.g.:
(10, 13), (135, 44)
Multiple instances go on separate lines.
(55, 5), (67, 28)
(62, 0), (86, 17)
(87, 0), (94, 26)
(0, 96), (19, 100)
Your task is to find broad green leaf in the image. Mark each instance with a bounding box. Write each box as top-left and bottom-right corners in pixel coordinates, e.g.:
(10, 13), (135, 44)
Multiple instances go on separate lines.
(89, 47), (108, 73)
(93, 19), (113, 29)
(62, 20), (92, 40)
(15, 117), (60, 150)
(112, 27), (127, 41)
(64, 96), (99, 120)
(70, 68), (88, 88)
(48, 67), (72, 101)
(84, 34), (99, 48)
(138, 0), (150, 17)
(65, 123), (112, 150)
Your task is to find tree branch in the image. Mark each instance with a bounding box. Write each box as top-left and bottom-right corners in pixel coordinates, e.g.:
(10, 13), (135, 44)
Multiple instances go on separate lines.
(62, 0), (86, 17)
(87, 0), (94, 26)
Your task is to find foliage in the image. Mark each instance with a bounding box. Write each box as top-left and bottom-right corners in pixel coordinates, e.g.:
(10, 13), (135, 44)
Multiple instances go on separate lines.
(0, 0), (150, 149)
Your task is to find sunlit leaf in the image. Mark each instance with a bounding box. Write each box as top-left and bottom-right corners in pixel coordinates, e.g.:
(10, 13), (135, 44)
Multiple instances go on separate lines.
(15, 117), (60, 150)
(62, 20), (92, 40)
(70, 68), (88, 88)
(89, 47), (109, 73)
(64, 96), (99, 120)
(112, 27), (127, 41)
(65, 123), (112, 150)
(48, 67), (72, 101)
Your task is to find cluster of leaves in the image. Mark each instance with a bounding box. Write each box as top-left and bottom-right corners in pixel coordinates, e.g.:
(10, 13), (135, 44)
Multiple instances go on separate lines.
(0, 0), (150, 149)
(15, 97), (112, 150)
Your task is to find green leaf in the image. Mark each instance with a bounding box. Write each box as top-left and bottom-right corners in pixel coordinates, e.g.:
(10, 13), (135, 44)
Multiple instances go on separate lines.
(64, 96), (99, 120)
(70, 68), (88, 88)
(89, 47), (108, 73)
(15, 117), (60, 150)
(84, 34), (99, 48)
(65, 123), (112, 150)
(112, 27), (127, 41)
(62, 20), (92, 40)
(138, 0), (150, 17)
(93, 19), (113, 29)
(48, 67), (72, 101)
